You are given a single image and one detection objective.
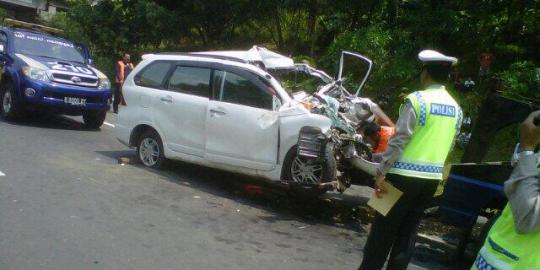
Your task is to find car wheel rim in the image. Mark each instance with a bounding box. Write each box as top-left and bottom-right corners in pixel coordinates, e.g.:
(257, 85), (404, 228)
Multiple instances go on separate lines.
(2, 91), (11, 113)
(139, 138), (160, 166)
(290, 156), (323, 185)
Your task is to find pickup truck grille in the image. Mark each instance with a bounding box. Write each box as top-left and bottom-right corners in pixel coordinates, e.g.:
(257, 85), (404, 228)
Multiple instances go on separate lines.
(50, 73), (99, 88)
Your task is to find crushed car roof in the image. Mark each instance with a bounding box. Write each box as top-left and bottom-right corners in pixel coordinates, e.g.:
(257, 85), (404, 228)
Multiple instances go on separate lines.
(191, 46), (295, 70)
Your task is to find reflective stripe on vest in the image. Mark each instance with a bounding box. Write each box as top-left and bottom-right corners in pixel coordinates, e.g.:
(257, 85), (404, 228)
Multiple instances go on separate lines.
(388, 85), (461, 180)
(472, 205), (540, 270)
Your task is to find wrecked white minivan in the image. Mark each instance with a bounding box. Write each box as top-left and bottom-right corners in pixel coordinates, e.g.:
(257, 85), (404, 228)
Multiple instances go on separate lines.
(116, 46), (390, 195)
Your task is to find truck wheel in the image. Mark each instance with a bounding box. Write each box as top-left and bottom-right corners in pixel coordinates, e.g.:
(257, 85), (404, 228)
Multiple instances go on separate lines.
(282, 145), (336, 197)
(136, 130), (166, 169)
(83, 110), (106, 129)
(0, 82), (22, 120)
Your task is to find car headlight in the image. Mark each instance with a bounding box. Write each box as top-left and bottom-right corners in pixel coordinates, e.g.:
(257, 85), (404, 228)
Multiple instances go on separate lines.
(22, 66), (49, 82)
(98, 77), (111, 90)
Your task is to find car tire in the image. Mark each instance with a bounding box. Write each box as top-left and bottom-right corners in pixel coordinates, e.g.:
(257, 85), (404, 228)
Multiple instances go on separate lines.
(83, 110), (106, 129)
(0, 82), (23, 120)
(136, 129), (166, 169)
(282, 145), (336, 197)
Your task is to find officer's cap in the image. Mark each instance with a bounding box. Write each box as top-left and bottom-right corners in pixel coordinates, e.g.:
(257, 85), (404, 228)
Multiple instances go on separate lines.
(418, 50), (458, 66)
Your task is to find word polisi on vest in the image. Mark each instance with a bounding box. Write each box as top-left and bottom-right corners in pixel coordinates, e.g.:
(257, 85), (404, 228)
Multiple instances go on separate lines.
(430, 103), (456, 117)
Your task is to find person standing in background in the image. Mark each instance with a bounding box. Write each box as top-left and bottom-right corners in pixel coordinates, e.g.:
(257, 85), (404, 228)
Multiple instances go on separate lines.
(114, 53), (134, 113)
(478, 49), (495, 84)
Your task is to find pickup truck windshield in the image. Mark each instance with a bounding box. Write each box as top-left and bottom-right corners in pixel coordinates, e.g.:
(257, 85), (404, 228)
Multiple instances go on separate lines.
(12, 31), (85, 64)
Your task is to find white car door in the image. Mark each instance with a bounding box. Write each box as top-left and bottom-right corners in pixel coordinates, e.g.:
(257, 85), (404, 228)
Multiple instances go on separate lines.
(138, 61), (210, 157)
(205, 69), (280, 171)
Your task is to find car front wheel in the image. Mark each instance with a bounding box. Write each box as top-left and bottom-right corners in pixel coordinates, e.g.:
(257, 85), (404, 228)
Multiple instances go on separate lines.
(137, 130), (166, 169)
(83, 110), (106, 129)
(0, 82), (23, 120)
(282, 146), (336, 196)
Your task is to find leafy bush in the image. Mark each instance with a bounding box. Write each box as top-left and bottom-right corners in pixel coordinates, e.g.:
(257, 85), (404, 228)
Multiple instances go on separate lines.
(500, 61), (539, 102)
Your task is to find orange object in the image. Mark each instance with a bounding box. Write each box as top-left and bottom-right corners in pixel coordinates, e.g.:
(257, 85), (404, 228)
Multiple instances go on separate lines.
(116, 61), (135, 106)
(479, 51), (495, 69)
(116, 61), (135, 84)
(374, 126), (395, 153)
(244, 184), (263, 195)
(302, 101), (315, 110)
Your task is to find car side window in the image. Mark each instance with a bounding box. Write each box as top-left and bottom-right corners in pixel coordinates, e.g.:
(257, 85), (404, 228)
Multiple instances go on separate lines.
(134, 61), (172, 89)
(0, 32), (7, 50)
(167, 66), (211, 98)
(214, 70), (274, 110)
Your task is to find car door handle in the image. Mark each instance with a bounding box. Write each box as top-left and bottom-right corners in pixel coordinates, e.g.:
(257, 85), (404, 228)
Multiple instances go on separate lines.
(160, 95), (173, 103)
(210, 109), (226, 116)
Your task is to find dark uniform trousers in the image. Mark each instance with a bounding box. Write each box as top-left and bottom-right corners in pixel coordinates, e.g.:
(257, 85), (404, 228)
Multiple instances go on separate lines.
(113, 83), (122, 113)
(359, 173), (439, 270)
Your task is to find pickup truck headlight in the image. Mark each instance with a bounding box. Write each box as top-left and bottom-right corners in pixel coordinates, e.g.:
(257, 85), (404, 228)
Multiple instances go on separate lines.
(22, 66), (49, 82)
(98, 77), (111, 90)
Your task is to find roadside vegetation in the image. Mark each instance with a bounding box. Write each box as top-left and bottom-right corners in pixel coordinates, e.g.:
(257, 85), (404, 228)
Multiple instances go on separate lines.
(20, 0), (540, 162)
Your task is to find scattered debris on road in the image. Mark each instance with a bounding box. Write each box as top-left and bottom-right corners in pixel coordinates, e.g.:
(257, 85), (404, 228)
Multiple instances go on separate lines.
(117, 157), (135, 165)
(244, 184), (264, 195)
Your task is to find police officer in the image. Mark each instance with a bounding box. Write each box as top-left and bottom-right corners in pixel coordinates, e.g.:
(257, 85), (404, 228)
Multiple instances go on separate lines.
(359, 50), (462, 270)
(471, 111), (540, 270)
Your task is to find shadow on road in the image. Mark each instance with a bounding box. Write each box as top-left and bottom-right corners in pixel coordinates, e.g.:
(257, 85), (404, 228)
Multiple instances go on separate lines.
(96, 149), (461, 270)
(96, 149), (372, 232)
(0, 113), (99, 131)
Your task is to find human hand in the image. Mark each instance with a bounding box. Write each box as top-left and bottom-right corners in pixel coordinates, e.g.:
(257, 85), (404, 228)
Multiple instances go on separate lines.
(519, 111), (540, 151)
(374, 174), (388, 198)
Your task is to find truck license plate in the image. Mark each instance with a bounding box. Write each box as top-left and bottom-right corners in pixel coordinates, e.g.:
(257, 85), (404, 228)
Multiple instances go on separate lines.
(64, 97), (86, 106)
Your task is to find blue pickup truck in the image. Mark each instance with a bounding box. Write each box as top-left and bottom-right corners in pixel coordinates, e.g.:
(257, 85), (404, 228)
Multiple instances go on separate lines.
(0, 19), (111, 128)
(436, 94), (540, 263)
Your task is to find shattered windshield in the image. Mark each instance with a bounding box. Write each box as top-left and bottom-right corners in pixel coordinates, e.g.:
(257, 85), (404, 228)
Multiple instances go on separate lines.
(13, 31), (85, 63)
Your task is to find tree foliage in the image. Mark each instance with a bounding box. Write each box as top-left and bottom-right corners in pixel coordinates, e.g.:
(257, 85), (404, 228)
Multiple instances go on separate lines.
(46, 0), (539, 102)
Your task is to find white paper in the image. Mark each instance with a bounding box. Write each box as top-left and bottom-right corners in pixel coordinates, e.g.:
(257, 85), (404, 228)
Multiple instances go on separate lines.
(367, 183), (403, 216)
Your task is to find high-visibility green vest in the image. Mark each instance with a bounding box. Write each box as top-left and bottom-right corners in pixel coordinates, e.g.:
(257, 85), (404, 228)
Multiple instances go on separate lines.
(388, 85), (461, 180)
(472, 205), (540, 270)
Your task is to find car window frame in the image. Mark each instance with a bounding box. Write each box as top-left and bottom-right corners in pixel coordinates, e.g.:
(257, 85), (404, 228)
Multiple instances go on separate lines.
(0, 31), (7, 45)
(211, 67), (280, 111)
(164, 64), (213, 98)
(134, 60), (175, 89)
(137, 59), (282, 108)
(0, 31), (8, 53)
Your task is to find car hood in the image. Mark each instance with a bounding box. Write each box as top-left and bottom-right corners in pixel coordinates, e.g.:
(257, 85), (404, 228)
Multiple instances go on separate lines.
(15, 53), (98, 77)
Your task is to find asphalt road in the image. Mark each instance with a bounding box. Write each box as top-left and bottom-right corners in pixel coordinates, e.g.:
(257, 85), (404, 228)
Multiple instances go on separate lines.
(0, 112), (447, 270)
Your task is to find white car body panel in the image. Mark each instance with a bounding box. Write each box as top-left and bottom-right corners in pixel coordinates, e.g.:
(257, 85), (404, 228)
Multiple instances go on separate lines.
(205, 100), (279, 171)
(116, 53), (332, 182)
(152, 91), (208, 157)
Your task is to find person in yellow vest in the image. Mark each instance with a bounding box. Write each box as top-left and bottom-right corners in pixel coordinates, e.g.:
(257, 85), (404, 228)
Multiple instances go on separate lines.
(359, 50), (462, 270)
(471, 111), (540, 270)
(114, 53), (135, 113)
